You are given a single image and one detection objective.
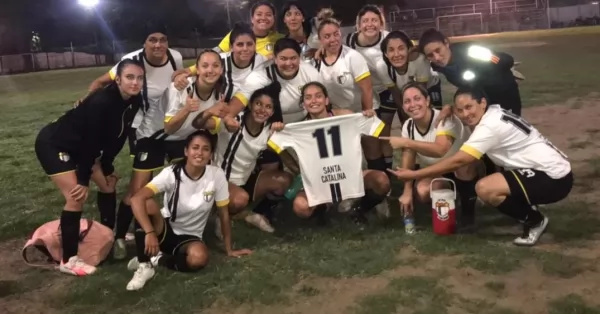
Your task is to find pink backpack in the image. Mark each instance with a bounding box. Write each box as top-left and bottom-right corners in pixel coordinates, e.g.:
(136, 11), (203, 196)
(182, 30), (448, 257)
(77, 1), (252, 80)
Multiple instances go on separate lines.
(22, 219), (114, 267)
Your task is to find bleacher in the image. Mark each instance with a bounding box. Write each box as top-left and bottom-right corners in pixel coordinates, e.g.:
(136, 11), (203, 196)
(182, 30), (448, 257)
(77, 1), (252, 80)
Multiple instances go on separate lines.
(388, 0), (548, 38)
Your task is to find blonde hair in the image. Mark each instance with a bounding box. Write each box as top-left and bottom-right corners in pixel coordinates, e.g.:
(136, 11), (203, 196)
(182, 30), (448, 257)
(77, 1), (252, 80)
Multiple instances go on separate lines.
(316, 8), (334, 21)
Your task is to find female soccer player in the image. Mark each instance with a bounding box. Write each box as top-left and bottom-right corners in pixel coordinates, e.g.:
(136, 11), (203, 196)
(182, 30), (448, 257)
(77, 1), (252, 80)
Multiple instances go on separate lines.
(193, 83), (291, 233)
(281, 2), (328, 60)
(289, 82), (391, 227)
(113, 50), (225, 259)
(381, 82), (478, 231)
(34, 59), (144, 276)
(388, 86), (573, 246)
(125, 130), (252, 291)
(418, 28), (521, 116)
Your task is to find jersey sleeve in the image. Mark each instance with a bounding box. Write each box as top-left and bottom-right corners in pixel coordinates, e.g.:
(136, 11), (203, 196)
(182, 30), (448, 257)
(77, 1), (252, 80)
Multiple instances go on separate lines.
(401, 119), (410, 138)
(435, 116), (458, 139)
(349, 51), (371, 83)
(460, 125), (500, 159)
(146, 167), (175, 194)
(267, 129), (293, 154)
(213, 168), (230, 207)
(413, 55), (432, 84)
(358, 115), (385, 137)
(375, 59), (395, 88)
(164, 83), (188, 122)
(217, 32), (232, 53)
(173, 50), (184, 69)
(232, 68), (270, 106)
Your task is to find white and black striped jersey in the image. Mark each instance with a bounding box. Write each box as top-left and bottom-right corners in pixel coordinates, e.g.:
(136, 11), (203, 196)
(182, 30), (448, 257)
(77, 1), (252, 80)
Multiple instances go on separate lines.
(314, 45), (378, 112)
(233, 62), (321, 123)
(375, 54), (439, 90)
(345, 31), (391, 94)
(219, 52), (267, 102)
(213, 112), (271, 186)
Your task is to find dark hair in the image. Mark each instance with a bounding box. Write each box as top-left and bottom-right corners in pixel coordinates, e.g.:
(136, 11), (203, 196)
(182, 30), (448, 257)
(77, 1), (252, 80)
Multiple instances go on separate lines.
(281, 1), (312, 37)
(317, 18), (341, 37)
(143, 22), (168, 42)
(195, 49), (225, 100)
(453, 86), (488, 104)
(274, 38), (302, 56)
(115, 59), (144, 77)
(251, 1), (276, 18)
(245, 82), (283, 124)
(418, 28), (448, 54)
(356, 5), (385, 29)
(230, 22), (256, 46)
(401, 81), (429, 99)
(380, 31), (414, 66)
(168, 129), (216, 222)
(300, 81), (329, 103)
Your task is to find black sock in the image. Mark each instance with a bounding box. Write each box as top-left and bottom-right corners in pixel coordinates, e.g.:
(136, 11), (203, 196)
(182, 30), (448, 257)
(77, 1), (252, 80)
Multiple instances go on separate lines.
(383, 156), (393, 170)
(253, 198), (277, 221)
(524, 206), (544, 227)
(158, 253), (199, 273)
(359, 189), (385, 214)
(115, 201), (134, 239)
(97, 191), (116, 229)
(60, 210), (82, 263)
(134, 229), (151, 263)
(496, 195), (529, 222)
(455, 178), (477, 224)
(366, 157), (386, 172)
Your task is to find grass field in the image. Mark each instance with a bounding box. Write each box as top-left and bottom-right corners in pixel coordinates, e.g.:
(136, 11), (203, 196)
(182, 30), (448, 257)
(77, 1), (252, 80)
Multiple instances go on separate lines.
(1, 26), (600, 314)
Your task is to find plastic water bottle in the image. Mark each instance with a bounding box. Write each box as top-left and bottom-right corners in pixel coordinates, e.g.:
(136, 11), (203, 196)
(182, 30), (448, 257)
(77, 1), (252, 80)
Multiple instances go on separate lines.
(404, 215), (416, 235)
(284, 175), (303, 200)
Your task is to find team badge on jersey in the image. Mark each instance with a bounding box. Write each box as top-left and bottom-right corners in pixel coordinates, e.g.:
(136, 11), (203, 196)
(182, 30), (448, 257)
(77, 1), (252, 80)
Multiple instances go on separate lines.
(435, 199), (450, 221)
(58, 152), (70, 162)
(138, 152), (148, 162)
(203, 190), (215, 202)
(336, 72), (351, 85)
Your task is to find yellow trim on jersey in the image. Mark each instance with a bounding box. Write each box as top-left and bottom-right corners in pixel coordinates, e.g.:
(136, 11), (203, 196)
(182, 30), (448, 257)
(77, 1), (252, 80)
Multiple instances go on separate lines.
(267, 140), (283, 154)
(188, 65), (197, 75)
(233, 92), (249, 106)
(460, 145), (483, 159)
(164, 116), (174, 123)
(218, 31), (284, 57)
(108, 70), (116, 80)
(216, 199), (230, 207)
(371, 121), (386, 137)
(355, 72), (371, 82)
(436, 131), (456, 138)
(210, 116), (221, 134)
(146, 183), (159, 194)
(510, 170), (532, 205)
(416, 77), (429, 83)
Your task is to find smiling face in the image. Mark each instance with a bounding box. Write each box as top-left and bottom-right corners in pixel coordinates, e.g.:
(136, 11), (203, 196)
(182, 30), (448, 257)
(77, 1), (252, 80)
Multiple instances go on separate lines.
(116, 64), (144, 97)
(231, 34), (256, 63)
(318, 23), (341, 54)
(185, 135), (212, 168)
(384, 38), (409, 68)
(302, 84), (329, 115)
(144, 32), (168, 59)
(358, 11), (382, 38)
(250, 94), (275, 124)
(284, 5), (304, 32)
(274, 48), (300, 78)
(423, 40), (452, 67)
(402, 87), (430, 120)
(454, 93), (487, 127)
(196, 52), (223, 85)
(251, 5), (275, 33)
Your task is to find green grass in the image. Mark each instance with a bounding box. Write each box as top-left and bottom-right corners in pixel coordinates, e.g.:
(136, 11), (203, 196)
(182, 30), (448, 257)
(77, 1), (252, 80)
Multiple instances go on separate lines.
(1, 26), (600, 313)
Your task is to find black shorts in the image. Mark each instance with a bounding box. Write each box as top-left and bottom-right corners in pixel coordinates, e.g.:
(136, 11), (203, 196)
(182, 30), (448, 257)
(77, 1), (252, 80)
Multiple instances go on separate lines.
(240, 169), (262, 202)
(257, 149), (281, 168)
(133, 138), (186, 171)
(427, 80), (443, 109)
(128, 127), (137, 157)
(502, 169), (573, 206)
(159, 218), (202, 255)
(377, 90), (396, 114)
(35, 125), (79, 176)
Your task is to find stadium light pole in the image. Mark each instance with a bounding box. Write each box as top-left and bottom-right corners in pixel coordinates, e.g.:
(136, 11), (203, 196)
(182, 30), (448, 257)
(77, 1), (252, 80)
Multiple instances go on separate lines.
(225, 0), (232, 29)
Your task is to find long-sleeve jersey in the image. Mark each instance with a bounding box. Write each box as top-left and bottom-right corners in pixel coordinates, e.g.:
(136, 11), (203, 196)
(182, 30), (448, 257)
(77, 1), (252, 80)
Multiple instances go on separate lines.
(43, 83), (142, 186)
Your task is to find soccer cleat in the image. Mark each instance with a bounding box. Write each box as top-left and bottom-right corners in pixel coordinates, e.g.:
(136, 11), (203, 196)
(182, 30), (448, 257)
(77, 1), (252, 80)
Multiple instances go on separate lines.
(127, 252), (163, 271)
(113, 238), (127, 260)
(244, 213), (275, 233)
(126, 262), (156, 291)
(513, 216), (549, 246)
(337, 199), (354, 213)
(59, 256), (97, 276)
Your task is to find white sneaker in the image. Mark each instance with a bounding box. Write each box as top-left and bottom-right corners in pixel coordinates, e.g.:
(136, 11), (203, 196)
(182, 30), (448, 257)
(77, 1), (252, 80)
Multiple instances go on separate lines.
(126, 262), (156, 291)
(513, 216), (549, 246)
(337, 199), (355, 213)
(125, 232), (135, 242)
(214, 215), (223, 240)
(113, 239), (127, 260)
(244, 213), (274, 233)
(375, 201), (391, 219)
(127, 252), (162, 271)
(59, 256), (97, 276)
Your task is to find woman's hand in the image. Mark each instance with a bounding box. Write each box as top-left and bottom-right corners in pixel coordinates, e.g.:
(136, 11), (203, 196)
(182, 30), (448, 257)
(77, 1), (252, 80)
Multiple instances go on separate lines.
(398, 192), (414, 217)
(387, 167), (418, 181)
(174, 74), (189, 91)
(270, 122), (285, 132)
(69, 185), (89, 202)
(362, 109), (376, 117)
(380, 136), (410, 149)
(224, 116), (240, 132)
(227, 249), (253, 258)
(144, 232), (160, 257)
(433, 104), (453, 128)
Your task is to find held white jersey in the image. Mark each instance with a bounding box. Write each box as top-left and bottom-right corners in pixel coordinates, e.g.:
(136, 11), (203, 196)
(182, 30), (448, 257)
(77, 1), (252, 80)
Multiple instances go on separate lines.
(314, 45), (379, 111)
(220, 52), (267, 102)
(233, 62), (321, 123)
(375, 54), (439, 90)
(163, 78), (218, 141)
(213, 113), (270, 186)
(345, 31), (390, 94)
(146, 165), (229, 239)
(268, 113), (385, 206)
(402, 109), (470, 167)
(461, 105), (571, 179)
(110, 48), (184, 128)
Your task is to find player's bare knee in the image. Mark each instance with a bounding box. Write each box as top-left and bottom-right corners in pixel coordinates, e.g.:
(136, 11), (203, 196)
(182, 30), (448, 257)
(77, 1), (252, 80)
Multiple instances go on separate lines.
(475, 179), (501, 203)
(186, 246), (209, 269)
(293, 198), (311, 218)
(231, 192), (249, 212)
(415, 182), (431, 203)
(371, 171), (391, 195)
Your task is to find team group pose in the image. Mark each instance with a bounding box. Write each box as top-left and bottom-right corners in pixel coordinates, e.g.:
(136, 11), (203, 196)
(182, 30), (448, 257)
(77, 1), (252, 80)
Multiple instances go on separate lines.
(33, 1), (573, 290)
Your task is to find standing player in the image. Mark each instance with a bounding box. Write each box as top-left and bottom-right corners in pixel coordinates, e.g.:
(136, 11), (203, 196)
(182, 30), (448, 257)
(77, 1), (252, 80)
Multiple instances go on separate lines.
(381, 82), (477, 231)
(113, 50), (224, 259)
(34, 60), (144, 276)
(269, 82), (391, 227)
(125, 130), (252, 291)
(280, 1), (319, 60)
(389, 86), (573, 246)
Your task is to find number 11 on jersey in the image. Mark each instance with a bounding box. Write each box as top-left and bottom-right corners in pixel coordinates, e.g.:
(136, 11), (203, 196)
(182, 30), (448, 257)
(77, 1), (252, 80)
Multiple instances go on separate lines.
(313, 126), (342, 159)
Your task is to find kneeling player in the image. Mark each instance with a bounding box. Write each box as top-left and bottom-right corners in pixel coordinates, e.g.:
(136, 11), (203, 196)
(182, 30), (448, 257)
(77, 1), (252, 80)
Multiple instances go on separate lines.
(193, 83), (292, 233)
(269, 82), (391, 228)
(381, 82), (478, 231)
(389, 86), (573, 246)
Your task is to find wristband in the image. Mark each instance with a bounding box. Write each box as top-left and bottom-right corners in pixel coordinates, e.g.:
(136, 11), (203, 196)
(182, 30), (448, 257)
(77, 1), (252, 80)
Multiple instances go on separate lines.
(145, 230), (155, 235)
